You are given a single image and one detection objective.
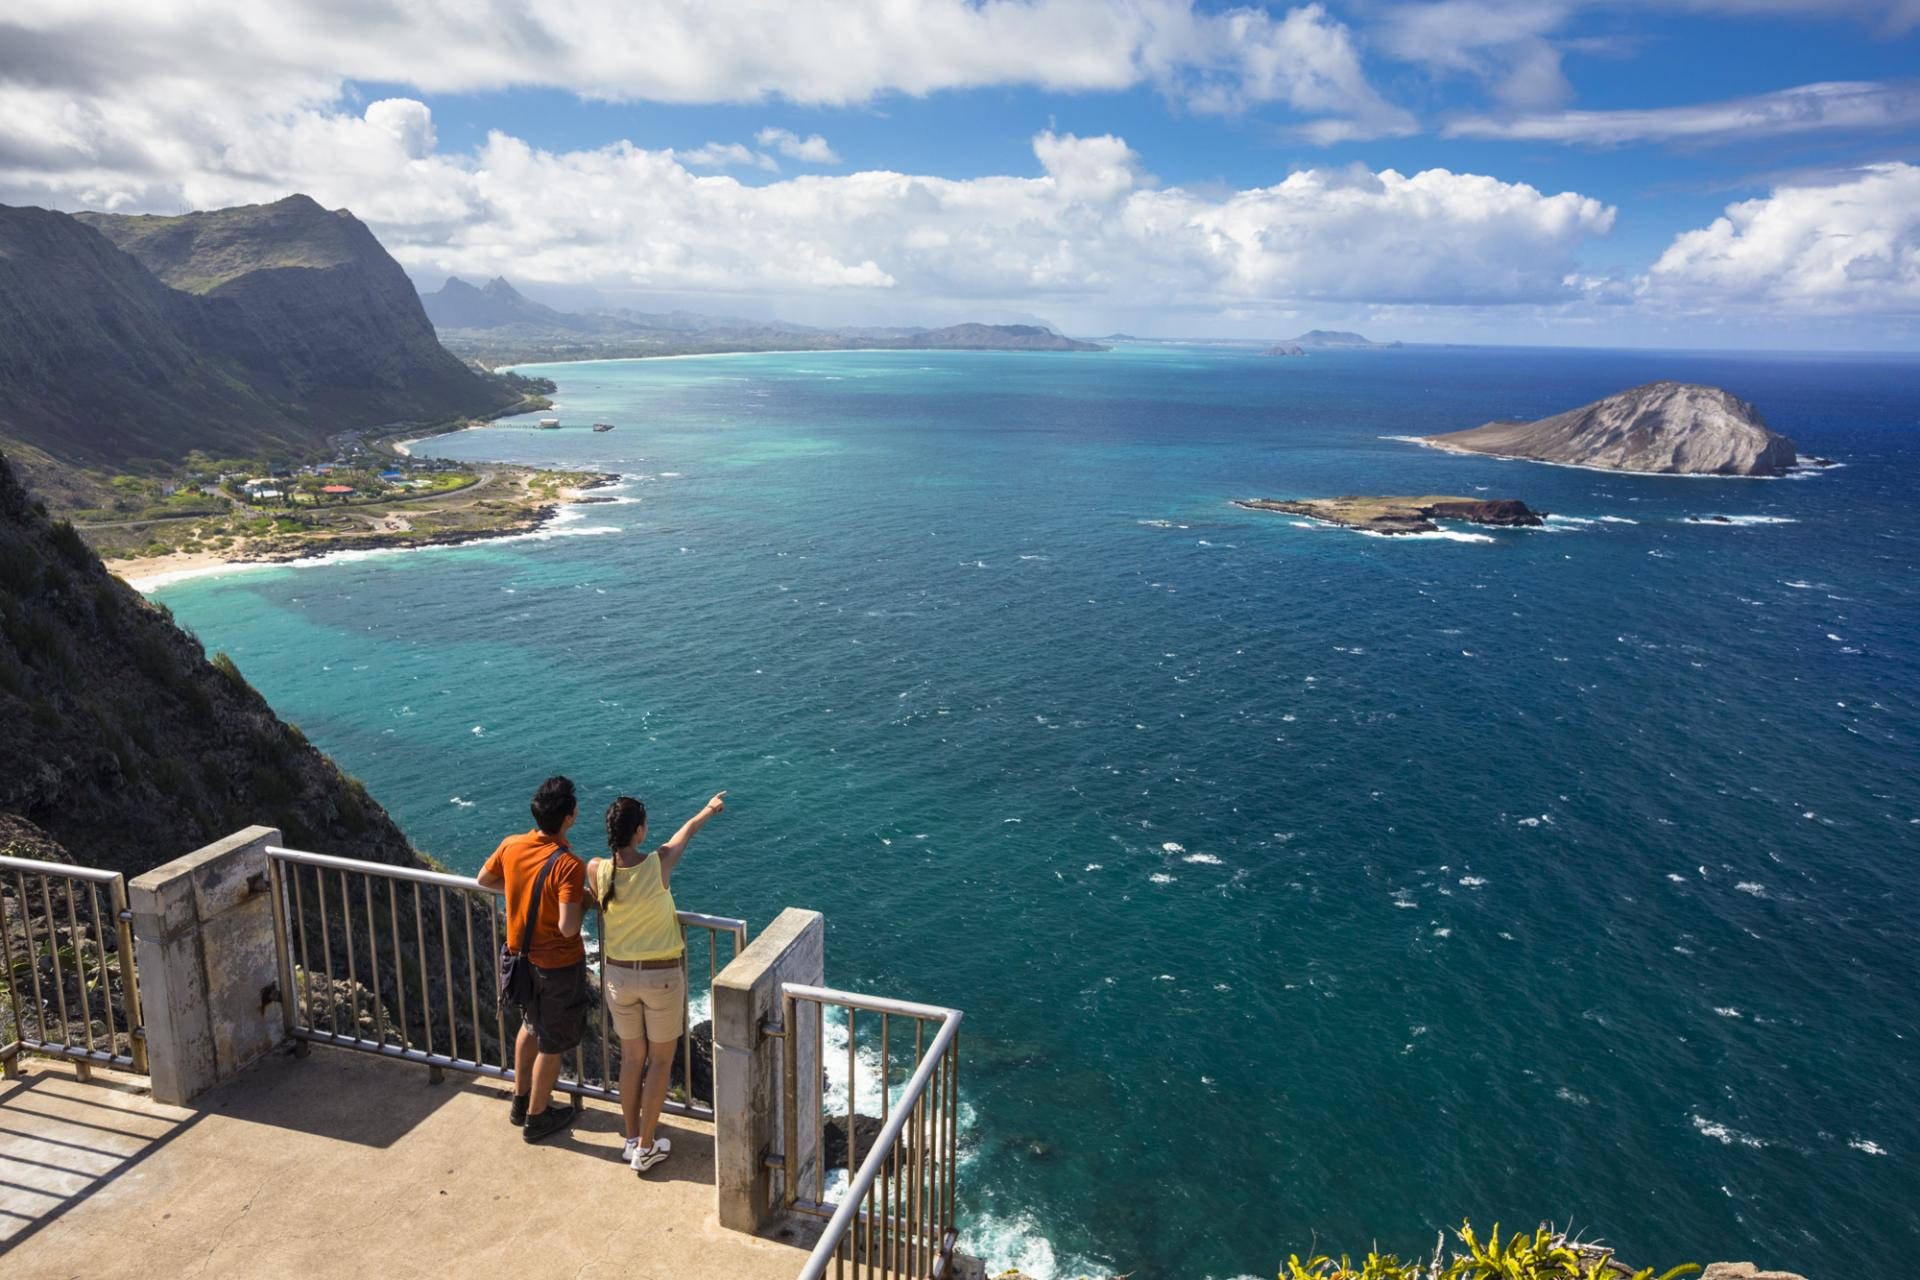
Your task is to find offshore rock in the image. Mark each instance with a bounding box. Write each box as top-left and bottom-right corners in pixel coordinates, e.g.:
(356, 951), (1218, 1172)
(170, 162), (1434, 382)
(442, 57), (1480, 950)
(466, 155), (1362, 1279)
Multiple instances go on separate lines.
(1423, 381), (1799, 476)
(1235, 495), (1546, 535)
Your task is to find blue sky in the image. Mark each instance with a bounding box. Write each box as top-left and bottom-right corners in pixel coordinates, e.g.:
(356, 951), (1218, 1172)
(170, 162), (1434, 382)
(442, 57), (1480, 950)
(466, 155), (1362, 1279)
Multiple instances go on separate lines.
(5, 1), (1919, 347)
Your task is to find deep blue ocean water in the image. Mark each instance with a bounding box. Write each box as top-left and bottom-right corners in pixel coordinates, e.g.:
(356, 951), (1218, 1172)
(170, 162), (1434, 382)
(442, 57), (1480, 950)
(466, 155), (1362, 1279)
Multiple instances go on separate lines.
(150, 344), (1919, 1278)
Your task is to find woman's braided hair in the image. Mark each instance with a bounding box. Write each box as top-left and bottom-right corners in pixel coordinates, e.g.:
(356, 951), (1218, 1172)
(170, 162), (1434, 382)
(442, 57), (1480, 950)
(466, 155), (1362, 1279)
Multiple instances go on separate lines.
(602, 796), (647, 904)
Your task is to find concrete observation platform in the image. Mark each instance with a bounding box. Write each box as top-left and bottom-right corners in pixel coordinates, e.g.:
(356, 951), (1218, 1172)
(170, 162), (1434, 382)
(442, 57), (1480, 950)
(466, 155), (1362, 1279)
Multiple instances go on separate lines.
(0, 1047), (818, 1278)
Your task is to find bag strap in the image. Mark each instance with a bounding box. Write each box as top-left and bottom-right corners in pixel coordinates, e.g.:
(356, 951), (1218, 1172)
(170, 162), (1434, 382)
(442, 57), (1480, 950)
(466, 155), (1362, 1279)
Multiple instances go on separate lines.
(515, 848), (566, 957)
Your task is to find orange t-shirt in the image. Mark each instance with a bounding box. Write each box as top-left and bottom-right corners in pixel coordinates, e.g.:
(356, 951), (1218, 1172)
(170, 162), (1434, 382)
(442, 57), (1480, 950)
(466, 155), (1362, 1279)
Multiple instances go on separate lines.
(481, 829), (586, 968)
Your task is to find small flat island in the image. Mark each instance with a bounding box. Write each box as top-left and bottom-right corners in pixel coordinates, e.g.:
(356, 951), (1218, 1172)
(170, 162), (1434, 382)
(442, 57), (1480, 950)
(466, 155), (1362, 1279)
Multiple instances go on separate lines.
(1235, 495), (1546, 535)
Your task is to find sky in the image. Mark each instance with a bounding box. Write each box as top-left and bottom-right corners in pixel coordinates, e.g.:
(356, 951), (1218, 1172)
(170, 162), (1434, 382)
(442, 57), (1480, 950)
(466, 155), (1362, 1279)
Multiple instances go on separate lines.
(3, 1), (1919, 348)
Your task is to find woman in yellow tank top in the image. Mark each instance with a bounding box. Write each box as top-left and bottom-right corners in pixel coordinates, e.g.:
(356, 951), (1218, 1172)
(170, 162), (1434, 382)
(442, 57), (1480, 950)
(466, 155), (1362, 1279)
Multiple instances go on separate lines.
(589, 789), (726, 1174)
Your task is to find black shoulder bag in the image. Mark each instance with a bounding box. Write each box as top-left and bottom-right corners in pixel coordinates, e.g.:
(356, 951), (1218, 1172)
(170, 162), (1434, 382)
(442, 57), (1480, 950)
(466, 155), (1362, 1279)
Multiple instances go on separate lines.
(498, 849), (564, 1011)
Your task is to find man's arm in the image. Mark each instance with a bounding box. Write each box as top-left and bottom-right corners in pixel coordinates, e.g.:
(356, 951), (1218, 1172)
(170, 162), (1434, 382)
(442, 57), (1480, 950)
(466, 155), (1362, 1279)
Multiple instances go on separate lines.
(475, 847), (505, 892)
(555, 858), (588, 938)
(659, 792), (727, 880)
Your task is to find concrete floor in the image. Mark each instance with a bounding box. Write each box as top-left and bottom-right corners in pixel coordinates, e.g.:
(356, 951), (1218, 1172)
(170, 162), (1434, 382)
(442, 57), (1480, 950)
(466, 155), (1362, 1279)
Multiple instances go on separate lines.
(0, 1047), (819, 1278)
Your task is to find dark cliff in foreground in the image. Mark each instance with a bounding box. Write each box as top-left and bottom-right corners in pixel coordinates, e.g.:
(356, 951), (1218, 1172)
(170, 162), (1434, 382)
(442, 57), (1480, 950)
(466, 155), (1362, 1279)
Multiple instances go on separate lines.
(0, 196), (517, 502)
(0, 449), (421, 877)
(1424, 381), (1799, 476)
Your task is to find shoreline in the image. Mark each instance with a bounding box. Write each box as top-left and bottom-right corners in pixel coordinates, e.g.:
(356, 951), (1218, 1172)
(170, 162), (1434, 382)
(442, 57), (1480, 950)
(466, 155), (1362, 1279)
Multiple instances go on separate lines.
(109, 475), (617, 593)
(1383, 434), (1834, 480)
(495, 345), (1093, 373)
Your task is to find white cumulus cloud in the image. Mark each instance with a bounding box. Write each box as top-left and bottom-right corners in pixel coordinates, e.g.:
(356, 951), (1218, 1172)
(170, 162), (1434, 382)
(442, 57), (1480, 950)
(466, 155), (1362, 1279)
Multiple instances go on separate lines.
(756, 129), (840, 165)
(1, 0), (1412, 140)
(1644, 162), (1920, 314)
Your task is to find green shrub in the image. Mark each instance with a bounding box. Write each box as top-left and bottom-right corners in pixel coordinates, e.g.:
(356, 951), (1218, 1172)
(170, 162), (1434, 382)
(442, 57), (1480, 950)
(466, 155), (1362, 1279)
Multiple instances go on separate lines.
(1282, 1224), (1698, 1280)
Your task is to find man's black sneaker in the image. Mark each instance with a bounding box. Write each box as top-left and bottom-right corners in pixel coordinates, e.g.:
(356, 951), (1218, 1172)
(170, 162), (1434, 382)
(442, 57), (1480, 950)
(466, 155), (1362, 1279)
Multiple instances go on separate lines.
(522, 1103), (578, 1144)
(509, 1093), (530, 1127)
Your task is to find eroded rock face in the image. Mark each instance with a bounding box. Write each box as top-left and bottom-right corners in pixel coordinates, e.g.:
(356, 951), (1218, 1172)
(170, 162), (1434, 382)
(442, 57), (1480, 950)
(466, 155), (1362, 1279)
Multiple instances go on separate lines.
(1700, 1264), (1809, 1280)
(1423, 381), (1799, 476)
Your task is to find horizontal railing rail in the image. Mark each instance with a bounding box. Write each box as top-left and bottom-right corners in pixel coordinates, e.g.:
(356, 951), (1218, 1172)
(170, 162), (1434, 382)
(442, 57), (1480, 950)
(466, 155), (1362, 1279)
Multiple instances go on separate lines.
(0, 854), (147, 1078)
(265, 845), (746, 1119)
(783, 983), (962, 1279)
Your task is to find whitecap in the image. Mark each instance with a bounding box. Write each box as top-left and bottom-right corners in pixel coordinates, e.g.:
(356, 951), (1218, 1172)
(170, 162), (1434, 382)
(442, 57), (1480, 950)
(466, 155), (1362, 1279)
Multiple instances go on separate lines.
(1735, 881), (1766, 897)
(1682, 514), (1800, 527)
(1149, 872), (1177, 884)
(1691, 1114), (1766, 1148)
(1161, 842), (1186, 854)
(1182, 852), (1224, 865)
(450, 796), (476, 807)
(1556, 1087), (1590, 1105)
(1458, 875), (1487, 887)
(1596, 515), (1638, 524)
(1714, 1007), (1742, 1018)
(1084, 863), (1103, 871)
(1849, 1138), (1888, 1156)
(1667, 873), (1688, 883)
(470, 725), (485, 736)
(1433, 927), (1452, 938)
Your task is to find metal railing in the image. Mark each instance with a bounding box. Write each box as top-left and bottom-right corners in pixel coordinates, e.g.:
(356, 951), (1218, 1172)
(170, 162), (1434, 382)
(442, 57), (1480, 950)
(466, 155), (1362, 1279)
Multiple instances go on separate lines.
(265, 845), (746, 1117)
(0, 855), (147, 1078)
(782, 984), (962, 1279)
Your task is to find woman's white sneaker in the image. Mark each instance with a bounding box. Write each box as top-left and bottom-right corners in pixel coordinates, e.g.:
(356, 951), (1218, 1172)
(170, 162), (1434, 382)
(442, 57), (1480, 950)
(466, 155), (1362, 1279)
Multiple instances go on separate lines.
(621, 1137), (640, 1166)
(632, 1137), (671, 1173)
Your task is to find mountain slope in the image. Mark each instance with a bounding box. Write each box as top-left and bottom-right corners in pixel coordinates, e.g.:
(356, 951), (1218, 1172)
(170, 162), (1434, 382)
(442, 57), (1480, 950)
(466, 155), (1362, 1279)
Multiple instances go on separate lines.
(0, 206), (309, 490)
(77, 196), (513, 430)
(0, 447), (420, 875)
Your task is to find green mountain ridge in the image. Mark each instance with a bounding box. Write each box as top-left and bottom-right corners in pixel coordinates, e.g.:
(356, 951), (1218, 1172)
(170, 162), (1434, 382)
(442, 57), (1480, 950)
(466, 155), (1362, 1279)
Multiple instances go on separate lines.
(0, 195), (517, 503)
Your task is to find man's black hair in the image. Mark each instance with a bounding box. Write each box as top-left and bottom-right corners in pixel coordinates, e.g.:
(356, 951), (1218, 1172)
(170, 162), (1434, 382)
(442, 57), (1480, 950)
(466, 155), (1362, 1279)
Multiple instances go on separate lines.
(530, 775), (577, 835)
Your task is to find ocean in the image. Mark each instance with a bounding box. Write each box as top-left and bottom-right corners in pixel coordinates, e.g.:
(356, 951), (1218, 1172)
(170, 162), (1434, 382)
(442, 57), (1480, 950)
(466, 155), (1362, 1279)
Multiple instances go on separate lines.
(149, 343), (1919, 1278)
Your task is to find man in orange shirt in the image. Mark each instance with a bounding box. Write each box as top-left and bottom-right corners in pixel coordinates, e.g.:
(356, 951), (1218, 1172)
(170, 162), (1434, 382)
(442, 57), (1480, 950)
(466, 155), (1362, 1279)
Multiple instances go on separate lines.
(478, 775), (590, 1143)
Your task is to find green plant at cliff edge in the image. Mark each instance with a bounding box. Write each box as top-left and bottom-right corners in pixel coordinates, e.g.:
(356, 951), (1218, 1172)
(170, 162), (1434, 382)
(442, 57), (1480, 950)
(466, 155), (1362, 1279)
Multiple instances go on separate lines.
(1282, 1222), (1699, 1280)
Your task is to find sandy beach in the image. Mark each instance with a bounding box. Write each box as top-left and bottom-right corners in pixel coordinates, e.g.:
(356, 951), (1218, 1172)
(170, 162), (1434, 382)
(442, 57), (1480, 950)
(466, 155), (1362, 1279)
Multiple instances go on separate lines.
(105, 475), (616, 592)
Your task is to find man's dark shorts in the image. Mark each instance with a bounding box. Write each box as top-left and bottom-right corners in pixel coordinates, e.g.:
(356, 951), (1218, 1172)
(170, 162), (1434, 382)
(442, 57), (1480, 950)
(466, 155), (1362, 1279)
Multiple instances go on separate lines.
(521, 960), (591, 1054)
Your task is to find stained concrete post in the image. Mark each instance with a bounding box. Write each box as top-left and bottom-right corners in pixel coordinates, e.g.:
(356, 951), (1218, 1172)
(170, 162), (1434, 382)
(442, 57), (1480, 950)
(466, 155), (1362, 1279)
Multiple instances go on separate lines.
(712, 906), (823, 1233)
(129, 826), (285, 1105)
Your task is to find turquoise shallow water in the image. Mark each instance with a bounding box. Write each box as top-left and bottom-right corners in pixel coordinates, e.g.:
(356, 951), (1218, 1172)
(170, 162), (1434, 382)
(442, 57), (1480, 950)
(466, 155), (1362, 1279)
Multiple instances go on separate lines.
(154, 345), (1918, 1278)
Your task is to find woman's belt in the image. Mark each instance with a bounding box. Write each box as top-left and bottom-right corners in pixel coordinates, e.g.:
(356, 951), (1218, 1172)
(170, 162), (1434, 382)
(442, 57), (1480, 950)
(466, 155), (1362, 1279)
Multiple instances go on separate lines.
(604, 955), (683, 970)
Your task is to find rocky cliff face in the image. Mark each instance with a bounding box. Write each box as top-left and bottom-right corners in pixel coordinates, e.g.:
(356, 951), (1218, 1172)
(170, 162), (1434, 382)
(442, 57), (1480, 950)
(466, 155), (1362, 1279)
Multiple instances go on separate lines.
(78, 196), (514, 431)
(1424, 381), (1799, 476)
(0, 448), (421, 877)
(0, 205), (309, 495)
(0, 197), (515, 498)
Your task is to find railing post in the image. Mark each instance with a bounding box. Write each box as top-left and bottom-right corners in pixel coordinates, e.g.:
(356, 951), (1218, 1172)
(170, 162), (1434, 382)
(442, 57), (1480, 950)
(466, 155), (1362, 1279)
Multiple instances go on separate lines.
(127, 826), (283, 1105)
(711, 906), (823, 1234)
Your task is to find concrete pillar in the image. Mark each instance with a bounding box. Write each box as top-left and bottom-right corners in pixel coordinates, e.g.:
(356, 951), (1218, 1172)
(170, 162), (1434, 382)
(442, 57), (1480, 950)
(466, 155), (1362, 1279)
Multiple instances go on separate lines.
(128, 826), (285, 1105)
(712, 906), (823, 1233)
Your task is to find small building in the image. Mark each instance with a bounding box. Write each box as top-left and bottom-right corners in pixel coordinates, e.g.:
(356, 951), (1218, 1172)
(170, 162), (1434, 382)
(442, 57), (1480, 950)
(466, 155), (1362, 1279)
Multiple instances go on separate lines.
(378, 470), (404, 481)
(321, 484), (355, 498)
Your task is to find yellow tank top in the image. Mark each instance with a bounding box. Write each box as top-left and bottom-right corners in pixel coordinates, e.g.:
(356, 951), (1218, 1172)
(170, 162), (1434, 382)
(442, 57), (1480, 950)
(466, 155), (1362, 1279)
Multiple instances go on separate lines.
(592, 852), (684, 962)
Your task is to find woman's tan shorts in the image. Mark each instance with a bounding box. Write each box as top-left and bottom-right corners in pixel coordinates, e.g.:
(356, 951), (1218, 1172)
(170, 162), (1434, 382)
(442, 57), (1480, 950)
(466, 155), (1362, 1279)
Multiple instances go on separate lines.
(603, 962), (686, 1043)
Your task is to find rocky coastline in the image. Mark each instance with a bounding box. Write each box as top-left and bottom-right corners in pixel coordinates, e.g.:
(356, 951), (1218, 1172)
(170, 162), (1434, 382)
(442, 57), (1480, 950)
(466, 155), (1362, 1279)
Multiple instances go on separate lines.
(105, 469), (620, 587)
(1236, 495), (1546, 535)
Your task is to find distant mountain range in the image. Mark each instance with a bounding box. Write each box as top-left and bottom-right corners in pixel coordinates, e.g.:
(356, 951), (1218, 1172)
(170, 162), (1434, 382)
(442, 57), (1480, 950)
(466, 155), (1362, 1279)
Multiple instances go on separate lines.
(0, 195), (517, 503)
(419, 276), (1107, 363)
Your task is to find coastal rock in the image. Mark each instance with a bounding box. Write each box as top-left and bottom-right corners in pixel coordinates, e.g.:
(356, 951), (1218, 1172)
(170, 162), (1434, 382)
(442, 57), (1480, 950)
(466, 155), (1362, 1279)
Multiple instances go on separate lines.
(1261, 345), (1307, 356)
(1235, 494), (1546, 535)
(1423, 381), (1799, 476)
(1700, 1265), (1808, 1280)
